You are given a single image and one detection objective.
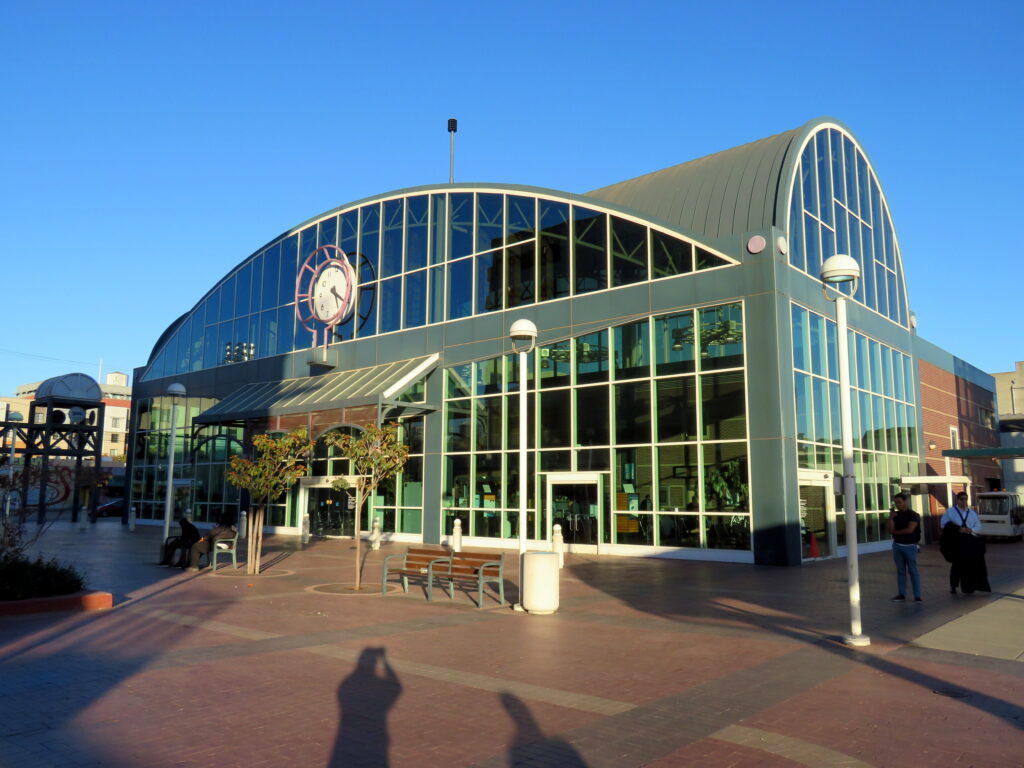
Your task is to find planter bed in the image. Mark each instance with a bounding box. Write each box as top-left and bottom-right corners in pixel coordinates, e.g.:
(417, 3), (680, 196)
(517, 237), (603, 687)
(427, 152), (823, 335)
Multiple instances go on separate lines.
(0, 590), (113, 617)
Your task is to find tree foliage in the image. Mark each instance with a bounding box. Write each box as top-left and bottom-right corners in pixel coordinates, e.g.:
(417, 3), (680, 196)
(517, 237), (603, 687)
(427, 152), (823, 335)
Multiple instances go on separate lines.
(226, 428), (313, 575)
(325, 423), (409, 590)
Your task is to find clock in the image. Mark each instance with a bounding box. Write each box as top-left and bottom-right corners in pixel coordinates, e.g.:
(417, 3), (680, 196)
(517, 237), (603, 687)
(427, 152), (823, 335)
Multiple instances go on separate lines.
(295, 245), (356, 335)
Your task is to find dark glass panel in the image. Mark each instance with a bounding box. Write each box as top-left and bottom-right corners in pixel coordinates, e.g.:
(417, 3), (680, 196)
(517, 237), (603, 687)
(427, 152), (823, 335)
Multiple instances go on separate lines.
(843, 135), (858, 215)
(699, 303), (743, 370)
(815, 131), (833, 226)
(204, 286), (221, 329)
(234, 262), (252, 318)
(575, 330), (608, 384)
(446, 363), (472, 398)
(800, 143), (817, 216)
(446, 399), (472, 452)
(356, 282), (377, 337)
(340, 210), (358, 254)
(703, 443), (749, 513)
(828, 383), (841, 444)
(540, 389), (570, 447)
(792, 304), (808, 371)
(577, 448), (610, 471)
(610, 217), (648, 287)
(258, 309), (276, 361)
(540, 450), (571, 471)
(175, 317), (190, 373)
(505, 392), (536, 450)
(474, 397), (503, 452)
(614, 320), (649, 380)
(505, 452), (536, 511)
(401, 416), (424, 454)
(218, 275), (236, 323)
(431, 193), (446, 264)
(656, 377), (697, 442)
(812, 377), (828, 443)
(658, 514), (700, 546)
(829, 129), (844, 204)
(615, 446), (652, 508)
(615, 380), (651, 444)
(476, 193), (503, 253)
(203, 322), (221, 369)
(475, 249), (502, 313)
(444, 454), (471, 507)
(403, 270), (426, 329)
(826, 318), (838, 380)
(705, 515), (750, 549)
(189, 315), (204, 370)
(505, 351), (536, 393)
(381, 198), (404, 278)
(539, 200), (570, 301)
(474, 357), (502, 395)
(428, 265), (445, 324)
(449, 192), (473, 260)
(573, 207), (607, 294)
(808, 311), (825, 376)
(318, 216), (337, 247)
(261, 245), (281, 309)
(887, 270), (898, 325)
(788, 188), (805, 271)
(701, 372), (746, 440)
(406, 195), (428, 271)
(651, 231), (693, 278)
(506, 241), (535, 307)
(695, 246), (729, 270)
(274, 306), (293, 355)
(538, 340), (571, 388)
(891, 349), (905, 402)
(379, 277), (402, 334)
(447, 258), (473, 320)
(654, 310), (695, 375)
(278, 235), (298, 306)
(332, 295), (355, 342)
(575, 385), (609, 446)
(475, 453), (502, 521)
(658, 444), (699, 512)
(506, 195), (535, 243)
(359, 205), (380, 283)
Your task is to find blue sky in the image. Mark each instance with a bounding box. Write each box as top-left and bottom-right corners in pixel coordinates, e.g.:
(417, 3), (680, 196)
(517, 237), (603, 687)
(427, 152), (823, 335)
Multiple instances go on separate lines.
(1, 1), (1021, 397)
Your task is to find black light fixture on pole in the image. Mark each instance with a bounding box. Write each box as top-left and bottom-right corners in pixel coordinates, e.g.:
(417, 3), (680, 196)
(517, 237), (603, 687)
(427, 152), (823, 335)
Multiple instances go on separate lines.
(448, 118), (457, 184)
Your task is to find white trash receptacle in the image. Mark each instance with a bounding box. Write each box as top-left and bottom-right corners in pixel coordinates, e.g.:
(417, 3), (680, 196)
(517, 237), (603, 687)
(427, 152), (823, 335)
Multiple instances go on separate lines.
(521, 551), (560, 614)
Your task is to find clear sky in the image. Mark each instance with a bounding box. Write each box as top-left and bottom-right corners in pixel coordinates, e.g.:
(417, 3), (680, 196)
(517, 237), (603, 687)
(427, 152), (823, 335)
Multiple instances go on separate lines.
(2, 0), (1021, 396)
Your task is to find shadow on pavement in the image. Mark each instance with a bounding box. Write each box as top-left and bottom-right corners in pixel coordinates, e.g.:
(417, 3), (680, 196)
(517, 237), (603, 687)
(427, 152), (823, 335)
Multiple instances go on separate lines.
(501, 692), (588, 767)
(330, 646), (402, 768)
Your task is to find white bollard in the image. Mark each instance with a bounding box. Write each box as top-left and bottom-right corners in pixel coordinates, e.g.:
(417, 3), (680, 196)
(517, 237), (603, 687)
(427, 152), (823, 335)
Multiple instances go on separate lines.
(552, 523), (564, 568)
(129, 506), (137, 531)
(301, 510), (311, 546)
(452, 518), (462, 552)
(370, 516), (382, 550)
(239, 510), (248, 539)
(78, 506), (88, 531)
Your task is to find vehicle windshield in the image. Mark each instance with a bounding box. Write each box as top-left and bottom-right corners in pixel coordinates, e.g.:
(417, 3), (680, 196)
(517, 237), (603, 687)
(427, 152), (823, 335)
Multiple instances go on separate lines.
(977, 497), (1011, 516)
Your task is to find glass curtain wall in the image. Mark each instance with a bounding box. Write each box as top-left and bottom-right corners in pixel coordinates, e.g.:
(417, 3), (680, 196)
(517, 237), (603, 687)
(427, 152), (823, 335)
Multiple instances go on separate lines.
(143, 193), (732, 381)
(442, 301), (750, 550)
(791, 303), (918, 545)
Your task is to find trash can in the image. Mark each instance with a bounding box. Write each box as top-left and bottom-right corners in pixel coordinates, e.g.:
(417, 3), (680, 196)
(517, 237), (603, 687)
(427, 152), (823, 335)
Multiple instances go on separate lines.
(521, 551), (560, 614)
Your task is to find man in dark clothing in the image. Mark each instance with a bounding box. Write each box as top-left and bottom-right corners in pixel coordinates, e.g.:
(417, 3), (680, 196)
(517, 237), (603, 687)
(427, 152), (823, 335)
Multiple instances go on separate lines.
(887, 492), (922, 602)
(187, 517), (237, 571)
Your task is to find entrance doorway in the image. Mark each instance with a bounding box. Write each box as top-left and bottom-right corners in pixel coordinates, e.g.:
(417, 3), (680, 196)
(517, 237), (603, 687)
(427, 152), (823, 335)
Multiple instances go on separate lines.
(303, 483), (355, 537)
(545, 472), (603, 553)
(798, 470), (835, 560)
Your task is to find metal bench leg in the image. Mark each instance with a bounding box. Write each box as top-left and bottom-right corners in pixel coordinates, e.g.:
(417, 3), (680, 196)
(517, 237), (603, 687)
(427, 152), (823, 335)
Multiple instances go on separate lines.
(401, 575), (408, 593)
(382, 571), (389, 595)
(477, 579), (484, 608)
(498, 578), (504, 606)
(448, 579), (455, 600)
(427, 575), (433, 602)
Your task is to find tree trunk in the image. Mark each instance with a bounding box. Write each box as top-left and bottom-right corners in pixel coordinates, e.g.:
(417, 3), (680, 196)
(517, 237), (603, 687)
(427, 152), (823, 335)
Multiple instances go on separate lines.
(246, 505), (264, 575)
(354, 486), (364, 590)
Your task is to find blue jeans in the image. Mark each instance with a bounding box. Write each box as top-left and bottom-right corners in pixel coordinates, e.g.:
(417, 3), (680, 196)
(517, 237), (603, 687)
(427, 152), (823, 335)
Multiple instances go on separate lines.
(893, 543), (921, 598)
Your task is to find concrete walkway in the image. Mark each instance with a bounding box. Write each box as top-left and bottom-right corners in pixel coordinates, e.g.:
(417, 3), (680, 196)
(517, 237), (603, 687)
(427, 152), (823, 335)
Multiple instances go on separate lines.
(1, 520), (1022, 767)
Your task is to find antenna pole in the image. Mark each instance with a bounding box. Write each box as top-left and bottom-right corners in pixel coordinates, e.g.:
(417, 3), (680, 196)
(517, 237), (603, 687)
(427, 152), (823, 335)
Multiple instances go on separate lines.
(448, 118), (457, 183)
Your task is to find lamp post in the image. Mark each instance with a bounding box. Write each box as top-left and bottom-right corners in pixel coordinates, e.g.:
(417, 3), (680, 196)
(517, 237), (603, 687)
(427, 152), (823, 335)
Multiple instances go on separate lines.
(3, 410), (24, 520)
(820, 254), (869, 647)
(510, 319), (537, 597)
(163, 382), (186, 542)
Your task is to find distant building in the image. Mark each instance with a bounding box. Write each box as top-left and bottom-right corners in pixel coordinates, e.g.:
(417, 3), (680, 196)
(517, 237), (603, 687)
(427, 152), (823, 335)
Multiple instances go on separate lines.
(991, 361), (1024, 496)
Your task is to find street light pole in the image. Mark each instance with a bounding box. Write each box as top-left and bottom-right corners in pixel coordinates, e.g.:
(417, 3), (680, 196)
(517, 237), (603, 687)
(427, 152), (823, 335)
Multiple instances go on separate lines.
(509, 319), (537, 604)
(163, 383), (186, 542)
(821, 254), (870, 647)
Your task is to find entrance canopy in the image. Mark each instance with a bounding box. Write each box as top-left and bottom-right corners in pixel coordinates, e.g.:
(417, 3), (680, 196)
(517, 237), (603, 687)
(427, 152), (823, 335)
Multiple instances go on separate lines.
(195, 354), (438, 425)
(941, 447), (1024, 459)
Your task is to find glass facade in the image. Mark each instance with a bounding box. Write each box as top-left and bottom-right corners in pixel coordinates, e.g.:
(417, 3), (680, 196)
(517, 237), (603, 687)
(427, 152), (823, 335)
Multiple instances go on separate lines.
(141, 191), (732, 381)
(787, 126), (909, 328)
(442, 302), (750, 550)
(792, 303), (918, 545)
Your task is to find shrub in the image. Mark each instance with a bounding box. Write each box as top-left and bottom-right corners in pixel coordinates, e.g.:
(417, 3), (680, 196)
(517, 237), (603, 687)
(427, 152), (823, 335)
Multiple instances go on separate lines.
(0, 555), (85, 601)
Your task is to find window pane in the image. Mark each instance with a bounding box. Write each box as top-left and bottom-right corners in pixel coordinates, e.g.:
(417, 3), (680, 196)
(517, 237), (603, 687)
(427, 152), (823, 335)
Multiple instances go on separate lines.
(403, 270), (426, 329)
(575, 330), (608, 385)
(505, 392), (536, 451)
(476, 193), (503, 252)
(701, 372), (746, 440)
(444, 454), (471, 507)
(474, 397), (503, 451)
(610, 217), (648, 286)
(356, 283), (377, 337)
(540, 389), (570, 447)
(446, 399), (472, 452)
(573, 207), (607, 294)
(614, 320), (649, 380)
(446, 364), (472, 398)
(658, 514), (700, 546)
(703, 443), (749, 513)
(655, 311), (695, 375)
(340, 210), (358, 254)
(474, 357), (502, 395)
(449, 193), (473, 260)
(429, 265), (445, 324)
(575, 385), (609, 446)
(699, 303), (743, 370)
(447, 258), (473, 320)
(359, 205), (380, 283)
(475, 249), (502, 313)
(260, 247), (280, 309)
(278, 235), (298, 306)
(318, 216), (337, 247)
(615, 381), (651, 444)
(538, 341), (571, 388)
(656, 377), (697, 442)
(658, 445), (698, 511)
(379, 277), (402, 334)
(615, 446), (652, 507)
(381, 198), (404, 278)
(506, 241), (535, 308)
(431, 193), (446, 264)
(539, 200), (570, 301)
(651, 231), (692, 278)
(507, 195), (535, 243)
(705, 515), (750, 549)
(792, 304), (808, 371)
(406, 195), (428, 271)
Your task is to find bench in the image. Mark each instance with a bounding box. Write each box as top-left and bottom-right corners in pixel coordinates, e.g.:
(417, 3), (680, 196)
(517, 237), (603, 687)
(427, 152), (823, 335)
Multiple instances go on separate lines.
(381, 548), (505, 608)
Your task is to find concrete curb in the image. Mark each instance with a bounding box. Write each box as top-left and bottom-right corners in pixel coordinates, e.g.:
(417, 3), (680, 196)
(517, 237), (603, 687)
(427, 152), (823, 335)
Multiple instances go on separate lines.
(0, 590), (113, 617)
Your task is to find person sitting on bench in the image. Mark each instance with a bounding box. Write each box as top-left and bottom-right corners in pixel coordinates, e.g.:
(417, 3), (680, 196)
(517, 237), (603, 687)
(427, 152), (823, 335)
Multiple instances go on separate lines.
(187, 516), (237, 571)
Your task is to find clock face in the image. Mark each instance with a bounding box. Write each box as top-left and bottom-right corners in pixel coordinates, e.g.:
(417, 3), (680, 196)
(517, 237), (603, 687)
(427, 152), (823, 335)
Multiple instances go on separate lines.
(312, 262), (352, 323)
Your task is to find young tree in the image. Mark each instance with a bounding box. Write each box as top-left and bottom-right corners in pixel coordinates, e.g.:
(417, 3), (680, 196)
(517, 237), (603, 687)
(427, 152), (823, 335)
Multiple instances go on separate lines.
(324, 423), (409, 590)
(226, 428), (314, 575)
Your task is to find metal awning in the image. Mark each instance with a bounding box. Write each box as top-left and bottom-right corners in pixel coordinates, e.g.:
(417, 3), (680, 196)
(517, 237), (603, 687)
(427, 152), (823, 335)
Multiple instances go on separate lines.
(941, 447), (1024, 459)
(195, 354), (438, 425)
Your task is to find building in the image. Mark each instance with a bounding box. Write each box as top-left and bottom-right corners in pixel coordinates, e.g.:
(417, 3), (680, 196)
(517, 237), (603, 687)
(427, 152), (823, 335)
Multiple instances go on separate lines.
(127, 116), (997, 565)
(17, 372), (132, 458)
(991, 361), (1024, 496)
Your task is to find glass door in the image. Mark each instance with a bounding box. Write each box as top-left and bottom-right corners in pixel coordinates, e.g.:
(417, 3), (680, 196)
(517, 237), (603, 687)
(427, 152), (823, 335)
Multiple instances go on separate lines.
(545, 472), (602, 553)
(798, 481), (834, 559)
(306, 486), (356, 537)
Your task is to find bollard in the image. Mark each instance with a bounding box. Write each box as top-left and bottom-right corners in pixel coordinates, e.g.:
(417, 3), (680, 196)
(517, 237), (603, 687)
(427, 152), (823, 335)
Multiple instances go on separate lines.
(301, 510), (311, 546)
(452, 517), (463, 552)
(552, 523), (564, 568)
(239, 510), (248, 539)
(129, 506), (137, 531)
(370, 516), (381, 550)
(78, 506), (89, 531)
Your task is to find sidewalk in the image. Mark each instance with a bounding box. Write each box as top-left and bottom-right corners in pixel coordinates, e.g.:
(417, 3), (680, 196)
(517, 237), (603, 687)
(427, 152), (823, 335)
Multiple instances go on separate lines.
(1, 520), (1021, 768)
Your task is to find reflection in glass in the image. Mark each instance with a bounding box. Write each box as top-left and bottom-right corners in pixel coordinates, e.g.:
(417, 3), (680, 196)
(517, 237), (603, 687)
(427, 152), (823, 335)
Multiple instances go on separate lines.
(614, 320), (649, 380)
(476, 193), (503, 252)
(540, 389), (570, 448)
(573, 207), (607, 294)
(651, 230), (692, 278)
(359, 205), (380, 283)
(611, 217), (648, 286)
(615, 381), (651, 444)
(403, 270), (426, 329)
(575, 330), (608, 384)
(449, 193), (473, 260)
(506, 241), (535, 307)
(379, 277), (402, 334)
(507, 195), (535, 243)
(658, 514), (700, 547)
(704, 515), (750, 550)
(658, 444), (698, 511)
(699, 303), (743, 370)
(381, 198), (404, 278)
(702, 443), (748, 512)
(655, 311), (695, 375)
(447, 258), (473, 319)
(539, 200), (570, 301)
(701, 372), (746, 440)
(475, 249), (502, 313)
(446, 399), (472, 452)
(656, 377), (697, 442)
(406, 195), (428, 271)
(575, 386), (609, 446)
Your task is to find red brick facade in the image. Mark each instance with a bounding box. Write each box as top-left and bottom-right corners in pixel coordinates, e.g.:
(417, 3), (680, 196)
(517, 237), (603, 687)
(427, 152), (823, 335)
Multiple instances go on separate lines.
(918, 359), (1000, 534)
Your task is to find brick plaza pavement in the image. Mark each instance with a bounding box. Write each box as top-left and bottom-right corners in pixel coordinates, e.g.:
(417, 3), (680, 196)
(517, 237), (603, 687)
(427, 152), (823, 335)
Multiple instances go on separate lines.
(1, 520), (1022, 767)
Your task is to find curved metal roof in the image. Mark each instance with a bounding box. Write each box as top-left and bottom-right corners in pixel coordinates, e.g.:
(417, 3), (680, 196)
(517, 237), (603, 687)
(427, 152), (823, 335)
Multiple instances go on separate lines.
(36, 373), (102, 402)
(587, 118), (837, 241)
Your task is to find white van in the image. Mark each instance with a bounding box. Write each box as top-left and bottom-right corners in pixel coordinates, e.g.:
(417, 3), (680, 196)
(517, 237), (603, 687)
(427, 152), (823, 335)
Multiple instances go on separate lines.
(975, 492), (1024, 540)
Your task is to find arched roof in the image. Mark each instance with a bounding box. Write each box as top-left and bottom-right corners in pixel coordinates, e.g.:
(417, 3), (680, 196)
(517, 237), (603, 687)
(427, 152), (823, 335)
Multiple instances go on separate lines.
(587, 118), (834, 241)
(36, 373), (102, 402)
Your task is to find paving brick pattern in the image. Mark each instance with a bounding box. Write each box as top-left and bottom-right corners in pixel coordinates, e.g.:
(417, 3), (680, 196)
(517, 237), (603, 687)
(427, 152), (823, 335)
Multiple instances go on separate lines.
(1, 521), (1022, 767)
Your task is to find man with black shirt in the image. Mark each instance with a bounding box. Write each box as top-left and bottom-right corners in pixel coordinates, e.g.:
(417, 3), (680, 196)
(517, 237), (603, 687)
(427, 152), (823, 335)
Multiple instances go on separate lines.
(887, 492), (922, 602)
